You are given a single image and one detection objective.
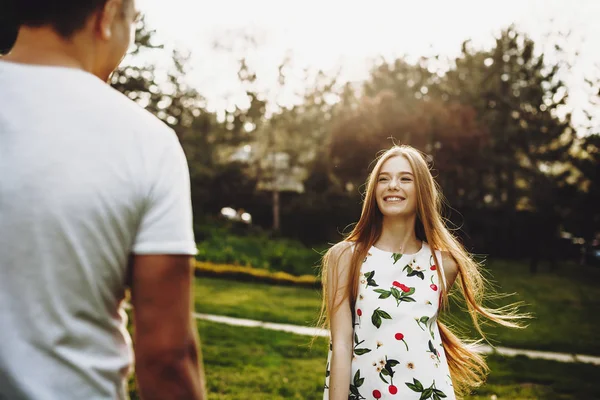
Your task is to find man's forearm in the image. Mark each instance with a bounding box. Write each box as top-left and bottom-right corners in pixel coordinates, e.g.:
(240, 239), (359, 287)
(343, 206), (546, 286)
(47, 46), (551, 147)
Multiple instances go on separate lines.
(189, 324), (207, 399)
(136, 336), (206, 400)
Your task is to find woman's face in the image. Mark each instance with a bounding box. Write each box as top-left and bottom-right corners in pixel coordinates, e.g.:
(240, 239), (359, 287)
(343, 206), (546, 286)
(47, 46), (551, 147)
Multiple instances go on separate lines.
(375, 155), (417, 218)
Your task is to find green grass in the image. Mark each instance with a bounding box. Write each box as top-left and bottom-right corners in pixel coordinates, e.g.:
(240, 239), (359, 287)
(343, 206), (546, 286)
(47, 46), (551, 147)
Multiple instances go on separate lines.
(194, 277), (323, 326)
(449, 260), (600, 356)
(468, 355), (600, 399)
(200, 321), (325, 399)
(130, 321), (600, 400)
(194, 259), (600, 355)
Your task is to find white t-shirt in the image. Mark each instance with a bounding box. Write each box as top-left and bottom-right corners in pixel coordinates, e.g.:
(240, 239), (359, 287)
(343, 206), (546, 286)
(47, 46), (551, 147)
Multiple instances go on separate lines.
(0, 61), (197, 399)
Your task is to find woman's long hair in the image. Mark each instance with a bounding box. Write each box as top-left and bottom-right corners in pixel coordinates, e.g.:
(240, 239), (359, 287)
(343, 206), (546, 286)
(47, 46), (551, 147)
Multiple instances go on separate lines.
(317, 145), (525, 397)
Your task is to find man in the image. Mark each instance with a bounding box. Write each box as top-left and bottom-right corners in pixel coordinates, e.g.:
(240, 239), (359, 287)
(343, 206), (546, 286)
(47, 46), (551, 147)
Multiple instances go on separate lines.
(0, 1), (206, 399)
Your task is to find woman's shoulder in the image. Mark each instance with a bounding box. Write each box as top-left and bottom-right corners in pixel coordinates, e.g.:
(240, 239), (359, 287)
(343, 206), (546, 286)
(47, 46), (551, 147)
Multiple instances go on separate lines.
(439, 250), (459, 288)
(324, 241), (356, 279)
(328, 240), (355, 259)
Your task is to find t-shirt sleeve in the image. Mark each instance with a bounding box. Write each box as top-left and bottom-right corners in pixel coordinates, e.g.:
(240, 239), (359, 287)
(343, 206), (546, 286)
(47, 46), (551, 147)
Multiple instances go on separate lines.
(132, 132), (197, 255)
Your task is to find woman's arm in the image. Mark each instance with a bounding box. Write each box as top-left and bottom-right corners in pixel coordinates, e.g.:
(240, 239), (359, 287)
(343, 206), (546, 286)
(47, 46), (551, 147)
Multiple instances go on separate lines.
(441, 251), (459, 290)
(327, 242), (354, 400)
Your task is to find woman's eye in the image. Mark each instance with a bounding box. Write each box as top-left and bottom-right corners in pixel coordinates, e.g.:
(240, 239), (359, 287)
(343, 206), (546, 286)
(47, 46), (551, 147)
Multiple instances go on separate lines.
(401, 177), (412, 182)
(378, 177), (388, 182)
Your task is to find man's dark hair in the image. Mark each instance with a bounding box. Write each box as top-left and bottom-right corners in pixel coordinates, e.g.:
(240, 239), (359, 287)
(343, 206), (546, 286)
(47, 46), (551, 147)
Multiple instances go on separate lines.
(15, 0), (112, 38)
(0, 1), (16, 53)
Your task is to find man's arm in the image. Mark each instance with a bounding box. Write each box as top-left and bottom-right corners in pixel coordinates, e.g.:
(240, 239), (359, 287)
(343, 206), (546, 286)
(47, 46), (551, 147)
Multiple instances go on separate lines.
(130, 254), (206, 400)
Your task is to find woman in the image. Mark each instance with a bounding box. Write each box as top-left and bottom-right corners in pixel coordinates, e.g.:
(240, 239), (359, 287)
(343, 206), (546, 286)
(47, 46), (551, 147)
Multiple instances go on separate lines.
(320, 145), (523, 399)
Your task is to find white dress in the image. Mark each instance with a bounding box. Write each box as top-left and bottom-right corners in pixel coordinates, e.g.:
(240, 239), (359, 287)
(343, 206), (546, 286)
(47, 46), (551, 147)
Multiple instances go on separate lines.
(323, 242), (456, 400)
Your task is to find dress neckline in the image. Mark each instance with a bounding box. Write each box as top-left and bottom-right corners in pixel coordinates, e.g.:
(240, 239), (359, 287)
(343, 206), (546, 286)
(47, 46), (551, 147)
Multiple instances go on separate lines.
(370, 241), (427, 257)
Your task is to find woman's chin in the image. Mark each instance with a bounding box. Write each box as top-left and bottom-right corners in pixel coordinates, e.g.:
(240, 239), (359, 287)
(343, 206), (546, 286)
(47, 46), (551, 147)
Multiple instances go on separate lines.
(380, 208), (416, 219)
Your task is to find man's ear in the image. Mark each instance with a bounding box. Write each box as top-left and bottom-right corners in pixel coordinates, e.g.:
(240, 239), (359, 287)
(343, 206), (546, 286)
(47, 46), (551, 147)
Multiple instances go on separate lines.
(96, 0), (123, 40)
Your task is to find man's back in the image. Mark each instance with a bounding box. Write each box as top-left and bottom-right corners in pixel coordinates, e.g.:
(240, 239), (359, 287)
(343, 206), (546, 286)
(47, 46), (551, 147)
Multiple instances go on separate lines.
(0, 61), (197, 399)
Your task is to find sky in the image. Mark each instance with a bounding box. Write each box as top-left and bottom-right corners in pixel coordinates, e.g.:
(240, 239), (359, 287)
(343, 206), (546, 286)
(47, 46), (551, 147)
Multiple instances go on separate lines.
(135, 0), (600, 132)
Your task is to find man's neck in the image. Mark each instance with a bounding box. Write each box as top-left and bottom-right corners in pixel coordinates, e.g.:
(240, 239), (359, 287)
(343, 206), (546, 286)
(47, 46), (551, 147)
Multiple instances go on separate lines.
(4, 26), (91, 73)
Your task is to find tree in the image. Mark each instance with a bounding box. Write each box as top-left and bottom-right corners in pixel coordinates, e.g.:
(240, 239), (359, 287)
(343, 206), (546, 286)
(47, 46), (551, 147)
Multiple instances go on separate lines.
(443, 27), (577, 264)
(328, 61), (488, 208)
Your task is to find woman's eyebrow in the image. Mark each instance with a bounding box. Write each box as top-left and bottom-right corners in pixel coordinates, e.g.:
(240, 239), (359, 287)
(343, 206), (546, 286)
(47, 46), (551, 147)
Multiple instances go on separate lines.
(379, 171), (414, 176)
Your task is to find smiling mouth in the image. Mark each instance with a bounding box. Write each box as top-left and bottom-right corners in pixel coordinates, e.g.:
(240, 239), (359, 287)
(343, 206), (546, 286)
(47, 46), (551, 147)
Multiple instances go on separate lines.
(383, 196), (405, 202)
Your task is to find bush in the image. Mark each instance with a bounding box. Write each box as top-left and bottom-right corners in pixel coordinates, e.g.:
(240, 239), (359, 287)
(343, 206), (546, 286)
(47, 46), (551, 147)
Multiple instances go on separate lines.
(194, 261), (320, 288)
(194, 224), (326, 276)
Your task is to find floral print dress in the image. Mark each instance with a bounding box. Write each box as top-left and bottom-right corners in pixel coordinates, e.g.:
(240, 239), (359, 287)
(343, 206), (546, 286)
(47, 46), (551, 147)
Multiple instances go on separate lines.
(323, 242), (455, 400)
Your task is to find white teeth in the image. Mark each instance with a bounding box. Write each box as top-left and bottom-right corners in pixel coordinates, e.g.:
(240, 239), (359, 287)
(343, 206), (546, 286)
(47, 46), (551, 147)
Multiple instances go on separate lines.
(385, 197), (403, 201)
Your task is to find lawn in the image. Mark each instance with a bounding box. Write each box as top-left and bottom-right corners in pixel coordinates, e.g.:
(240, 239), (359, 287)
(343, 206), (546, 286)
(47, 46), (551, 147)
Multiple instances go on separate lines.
(129, 321), (600, 400)
(451, 259), (600, 356)
(194, 259), (600, 356)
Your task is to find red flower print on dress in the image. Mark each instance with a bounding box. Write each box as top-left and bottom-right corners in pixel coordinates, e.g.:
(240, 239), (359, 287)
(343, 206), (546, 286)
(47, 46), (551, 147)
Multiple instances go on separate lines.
(429, 254), (437, 270)
(375, 284), (416, 306)
(389, 384), (398, 394)
(430, 275), (438, 291)
(372, 389), (381, 399)
(394, 332), (409, 350)
(392, 281), (410, 293)
(355, 308), (363, 328)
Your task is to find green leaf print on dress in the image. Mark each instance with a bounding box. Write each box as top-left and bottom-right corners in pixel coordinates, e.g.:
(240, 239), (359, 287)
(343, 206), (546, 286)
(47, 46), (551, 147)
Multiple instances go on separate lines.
(405, 378), (447, 400)
(415, 316), (436, 340)
(376, 356), (400, 385)
(427, 340), (442, 366)
(374, 281), (416, 306)
(403, 259), (425, 280)
(363, 271), (378, 288)
(371, 307), (392, 328)
(391, 252), (402, 264)
(349, 370), (366, 400)
(354, 332), (372, 356)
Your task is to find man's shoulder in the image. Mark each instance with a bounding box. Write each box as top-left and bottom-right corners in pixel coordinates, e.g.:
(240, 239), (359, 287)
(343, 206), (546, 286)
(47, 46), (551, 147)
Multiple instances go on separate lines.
(98, 83), (174, 139)
(0, 62), (174, 140)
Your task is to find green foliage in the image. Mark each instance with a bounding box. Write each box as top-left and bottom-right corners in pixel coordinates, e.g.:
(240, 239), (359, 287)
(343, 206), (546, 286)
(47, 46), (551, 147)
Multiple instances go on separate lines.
(195, 261), (318, 288)
(194, 224), (324, 276)
(563, 134), (600, 240)
(111, 21), (598, 263)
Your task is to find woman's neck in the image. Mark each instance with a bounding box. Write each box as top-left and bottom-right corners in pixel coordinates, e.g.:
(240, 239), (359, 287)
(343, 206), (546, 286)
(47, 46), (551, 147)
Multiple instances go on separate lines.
(375, 216), (420, 254)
